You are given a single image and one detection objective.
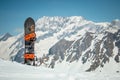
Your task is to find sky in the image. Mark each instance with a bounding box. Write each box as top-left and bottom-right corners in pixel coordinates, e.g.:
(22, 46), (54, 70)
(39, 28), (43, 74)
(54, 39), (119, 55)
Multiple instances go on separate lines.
(0, 0), (120, 35)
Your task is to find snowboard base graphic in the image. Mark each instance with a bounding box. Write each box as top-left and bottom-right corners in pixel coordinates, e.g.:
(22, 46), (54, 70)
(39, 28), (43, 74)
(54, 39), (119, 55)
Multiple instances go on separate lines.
(24, 17), (36, 65)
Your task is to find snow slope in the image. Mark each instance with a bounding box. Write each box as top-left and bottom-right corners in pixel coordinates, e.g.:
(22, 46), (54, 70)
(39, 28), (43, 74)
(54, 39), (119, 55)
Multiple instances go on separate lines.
(0, 59), (120, 80)
(0, 33), (23, 60)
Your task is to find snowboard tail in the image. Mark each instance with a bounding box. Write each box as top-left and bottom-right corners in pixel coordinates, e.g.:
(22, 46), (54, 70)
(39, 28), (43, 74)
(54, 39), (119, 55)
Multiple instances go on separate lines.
(24, 17), (36, 65)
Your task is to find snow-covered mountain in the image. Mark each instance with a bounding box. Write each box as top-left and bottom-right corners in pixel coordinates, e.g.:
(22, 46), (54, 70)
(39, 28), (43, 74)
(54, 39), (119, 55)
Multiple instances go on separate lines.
(0, 33), (12, 41)
(0, 16), (120, 72)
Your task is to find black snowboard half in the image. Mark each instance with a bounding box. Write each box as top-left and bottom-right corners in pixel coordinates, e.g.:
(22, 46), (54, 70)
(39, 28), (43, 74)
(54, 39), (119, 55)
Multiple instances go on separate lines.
(24, 17), (35, 54)
(24, 17), (36, 65)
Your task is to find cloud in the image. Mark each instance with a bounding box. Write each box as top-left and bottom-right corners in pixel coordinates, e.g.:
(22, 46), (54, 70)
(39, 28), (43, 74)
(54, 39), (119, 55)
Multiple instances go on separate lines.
(14, 27), (23, 33)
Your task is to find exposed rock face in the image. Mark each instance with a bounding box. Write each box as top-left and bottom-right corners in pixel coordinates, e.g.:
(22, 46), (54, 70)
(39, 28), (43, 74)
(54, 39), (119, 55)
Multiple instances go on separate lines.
(85, 32), (114, 71)
(49, 39), (73, 60)
(49, 29), (120, 71)
(66, 32), (93, 63)
(114, 29), (120, 63)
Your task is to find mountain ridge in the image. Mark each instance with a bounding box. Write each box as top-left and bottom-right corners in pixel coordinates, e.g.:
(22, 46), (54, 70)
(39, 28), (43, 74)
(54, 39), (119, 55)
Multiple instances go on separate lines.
(0, 16), (120, 71)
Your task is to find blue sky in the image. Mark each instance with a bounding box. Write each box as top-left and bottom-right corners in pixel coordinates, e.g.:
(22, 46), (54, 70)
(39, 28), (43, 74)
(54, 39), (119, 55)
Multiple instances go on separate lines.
(0, 0), (120, 35)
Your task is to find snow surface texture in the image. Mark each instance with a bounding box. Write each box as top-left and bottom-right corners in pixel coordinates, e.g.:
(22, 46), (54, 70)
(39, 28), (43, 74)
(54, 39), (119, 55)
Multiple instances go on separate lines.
(0, 59), (120, 80)
(0, 16), (120, 80)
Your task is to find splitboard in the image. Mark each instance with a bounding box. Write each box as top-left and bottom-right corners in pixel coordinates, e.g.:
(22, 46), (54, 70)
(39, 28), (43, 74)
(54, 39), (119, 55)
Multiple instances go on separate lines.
(24, 17), (36, 65)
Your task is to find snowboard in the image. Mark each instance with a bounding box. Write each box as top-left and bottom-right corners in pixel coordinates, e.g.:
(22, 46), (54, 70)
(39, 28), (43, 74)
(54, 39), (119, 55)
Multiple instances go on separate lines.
(24, 17), (36, 65)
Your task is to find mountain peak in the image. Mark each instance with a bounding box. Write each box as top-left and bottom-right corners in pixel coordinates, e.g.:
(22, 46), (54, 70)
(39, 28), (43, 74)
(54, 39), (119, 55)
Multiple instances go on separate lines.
(0, 32), (12, 41)
(36, 16), (87, 32)
(111, 19), (120, 28)
(69, 16), (84, 20)
(36, 16), (85, 23)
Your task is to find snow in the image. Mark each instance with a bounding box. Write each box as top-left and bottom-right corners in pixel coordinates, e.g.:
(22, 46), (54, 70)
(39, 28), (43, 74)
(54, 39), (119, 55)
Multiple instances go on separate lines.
(95, 22), (110, 27)
(0, 36), (17, 60)
(35, 36), (58, 57)
(0, 59), (120, 80)
(0, 16), (120, 80)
